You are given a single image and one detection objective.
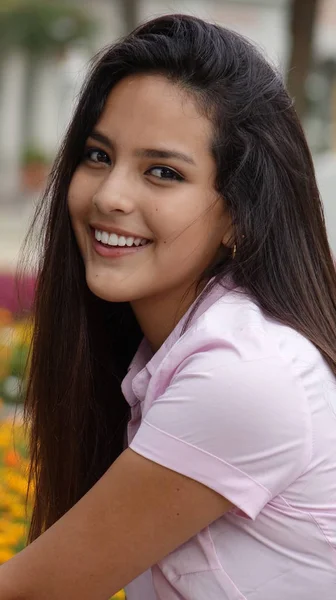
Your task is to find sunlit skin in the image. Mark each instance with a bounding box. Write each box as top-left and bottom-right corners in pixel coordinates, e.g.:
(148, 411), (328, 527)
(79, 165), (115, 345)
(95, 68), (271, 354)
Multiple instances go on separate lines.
(68, 74), (232, 349)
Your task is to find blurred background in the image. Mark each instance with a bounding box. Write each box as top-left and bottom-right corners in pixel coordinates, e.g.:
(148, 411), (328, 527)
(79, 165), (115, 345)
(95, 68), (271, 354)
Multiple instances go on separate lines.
(0, 0), (336, 579)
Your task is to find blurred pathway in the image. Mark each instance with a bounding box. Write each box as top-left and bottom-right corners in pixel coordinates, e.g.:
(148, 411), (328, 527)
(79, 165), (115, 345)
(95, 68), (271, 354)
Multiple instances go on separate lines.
(0, 194), (38, 273)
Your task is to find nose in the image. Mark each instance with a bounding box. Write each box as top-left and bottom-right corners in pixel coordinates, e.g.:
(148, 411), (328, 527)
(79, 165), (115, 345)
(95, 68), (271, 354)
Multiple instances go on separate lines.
(92, 168), (136, 215)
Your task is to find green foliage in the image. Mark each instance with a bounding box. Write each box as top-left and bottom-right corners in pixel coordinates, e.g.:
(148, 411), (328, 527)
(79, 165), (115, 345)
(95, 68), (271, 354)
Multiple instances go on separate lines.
(0, 0), (96, 56)
(9, 343), (29, 378)
(21, 145), (50, 165)
(0, 318), (32, 404)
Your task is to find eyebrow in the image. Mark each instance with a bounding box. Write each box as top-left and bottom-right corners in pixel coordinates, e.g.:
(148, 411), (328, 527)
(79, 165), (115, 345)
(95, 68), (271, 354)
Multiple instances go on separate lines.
(88, 131), (196, 166)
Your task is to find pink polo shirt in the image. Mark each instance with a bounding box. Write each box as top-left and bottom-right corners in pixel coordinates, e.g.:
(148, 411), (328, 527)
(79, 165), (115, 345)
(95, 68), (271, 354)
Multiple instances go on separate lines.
(121, 278), (336, 599)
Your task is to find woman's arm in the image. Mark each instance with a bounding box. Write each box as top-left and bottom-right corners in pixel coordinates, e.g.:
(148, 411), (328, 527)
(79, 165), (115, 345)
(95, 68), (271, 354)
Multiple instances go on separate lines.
(0, 575), (20, 600)
(0, 448), (232, 600)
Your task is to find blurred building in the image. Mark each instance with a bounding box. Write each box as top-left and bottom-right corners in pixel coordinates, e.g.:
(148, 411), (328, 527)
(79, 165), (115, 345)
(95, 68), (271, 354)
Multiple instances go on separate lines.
(0, 0), (336, 203)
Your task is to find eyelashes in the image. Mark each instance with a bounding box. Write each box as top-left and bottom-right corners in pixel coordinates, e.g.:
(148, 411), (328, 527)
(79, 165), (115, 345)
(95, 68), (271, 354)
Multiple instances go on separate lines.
(83, 147), (185, 182)
(148, 166), (184, 182)
(84, 148), (110, 164)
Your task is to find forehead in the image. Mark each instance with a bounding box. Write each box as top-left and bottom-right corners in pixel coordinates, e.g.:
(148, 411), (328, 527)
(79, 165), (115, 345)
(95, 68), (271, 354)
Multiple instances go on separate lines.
(96, 74), (213, 156)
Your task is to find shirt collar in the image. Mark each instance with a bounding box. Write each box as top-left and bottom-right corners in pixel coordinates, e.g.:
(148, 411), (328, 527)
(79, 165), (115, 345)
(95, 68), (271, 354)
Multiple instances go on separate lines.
(122, 275), (236, 400)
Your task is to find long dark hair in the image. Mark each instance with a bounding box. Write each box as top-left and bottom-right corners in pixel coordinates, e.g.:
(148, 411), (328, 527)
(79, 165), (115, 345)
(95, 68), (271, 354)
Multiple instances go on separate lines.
(23, 14), (336, 543)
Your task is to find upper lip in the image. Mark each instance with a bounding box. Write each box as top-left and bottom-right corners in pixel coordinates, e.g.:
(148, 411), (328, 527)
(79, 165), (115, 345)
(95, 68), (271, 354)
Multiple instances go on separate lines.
(90, 223), (151, 240)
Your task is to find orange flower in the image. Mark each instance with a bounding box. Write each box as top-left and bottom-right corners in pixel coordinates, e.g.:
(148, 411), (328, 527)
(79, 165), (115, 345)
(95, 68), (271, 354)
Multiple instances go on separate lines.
(0, 309), (12, 326)
(4, 450), (20, 468)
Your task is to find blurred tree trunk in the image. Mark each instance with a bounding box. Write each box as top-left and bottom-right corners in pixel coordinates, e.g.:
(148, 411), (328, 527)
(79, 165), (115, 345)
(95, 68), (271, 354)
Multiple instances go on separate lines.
(121, 0), (139, 34)
(286, 0), (319, 120)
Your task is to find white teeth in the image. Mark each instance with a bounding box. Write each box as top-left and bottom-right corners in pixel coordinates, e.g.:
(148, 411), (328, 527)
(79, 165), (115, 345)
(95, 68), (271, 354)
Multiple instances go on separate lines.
(109, 233), (118, 246)
(94, 229), (149, 247)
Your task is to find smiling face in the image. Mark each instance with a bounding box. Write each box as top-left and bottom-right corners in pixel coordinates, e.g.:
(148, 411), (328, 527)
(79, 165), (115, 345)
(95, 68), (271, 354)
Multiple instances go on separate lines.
(68, 74), (232, 316)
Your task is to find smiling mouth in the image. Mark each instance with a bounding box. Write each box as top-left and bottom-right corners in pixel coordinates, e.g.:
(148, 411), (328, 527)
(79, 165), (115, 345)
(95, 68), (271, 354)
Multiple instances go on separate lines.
(90, 227), (153, 258)
(92, 227), (152, 248)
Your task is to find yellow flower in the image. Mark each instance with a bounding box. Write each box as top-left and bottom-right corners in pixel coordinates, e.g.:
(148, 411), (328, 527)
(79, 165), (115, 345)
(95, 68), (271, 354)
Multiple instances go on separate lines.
(3, 471), (28, 497)
(0, 406), (32, 566)
(0, 522), (26, 546)
(0, 320), (32, 347)
(8, 503), (27, 520)
(0, 349), (11, 378)
(0, 491), (19, 511)
(0, 548), (15, 563)
(0, 427), (13, 449)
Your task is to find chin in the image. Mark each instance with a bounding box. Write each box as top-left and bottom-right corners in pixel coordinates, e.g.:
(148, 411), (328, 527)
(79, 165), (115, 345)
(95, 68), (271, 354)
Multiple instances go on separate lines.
(85, 270), (138, 304)
(86, 279), (128, 303)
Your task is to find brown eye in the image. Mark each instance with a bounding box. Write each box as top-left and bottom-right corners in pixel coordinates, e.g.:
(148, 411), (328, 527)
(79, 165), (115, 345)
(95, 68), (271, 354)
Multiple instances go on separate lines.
(147, 166), (184, 181)
(84, 147), (111, 165)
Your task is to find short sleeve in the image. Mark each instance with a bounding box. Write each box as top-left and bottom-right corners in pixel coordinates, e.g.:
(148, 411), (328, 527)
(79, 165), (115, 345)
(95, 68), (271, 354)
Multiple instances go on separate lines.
(129, 337), (312, 520)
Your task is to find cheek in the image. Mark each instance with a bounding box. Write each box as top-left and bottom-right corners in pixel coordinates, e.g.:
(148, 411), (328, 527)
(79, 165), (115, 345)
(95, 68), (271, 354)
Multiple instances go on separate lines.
(67, 177), (80, 218)
(150, 195), (204, 240)
(67, 179), (91, 253)
(153, 194), (225, 251)
(154, 212), (224, 279)
(67, 172), (94, 219)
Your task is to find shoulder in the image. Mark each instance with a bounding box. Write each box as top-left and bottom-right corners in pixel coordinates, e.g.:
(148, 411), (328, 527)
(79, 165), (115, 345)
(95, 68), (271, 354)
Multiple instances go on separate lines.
(134, 287), (312, 512)
(149, 287), (312, 434)
(169, 285), (321, 378)
(166, 287), (284, 369)
(147, 287), (313, 448)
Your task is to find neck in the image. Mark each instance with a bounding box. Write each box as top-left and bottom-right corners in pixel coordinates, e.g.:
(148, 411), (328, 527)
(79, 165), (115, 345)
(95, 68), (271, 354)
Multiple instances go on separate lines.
(131, 282), (202, 352)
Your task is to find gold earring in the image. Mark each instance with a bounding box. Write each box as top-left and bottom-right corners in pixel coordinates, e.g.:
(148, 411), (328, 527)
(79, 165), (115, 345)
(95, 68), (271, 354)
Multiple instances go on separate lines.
(232, 244), (237, 259)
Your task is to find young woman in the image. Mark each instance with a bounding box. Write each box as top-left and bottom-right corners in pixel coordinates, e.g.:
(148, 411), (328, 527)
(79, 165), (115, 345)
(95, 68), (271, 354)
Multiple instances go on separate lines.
(1, 13), (336, 600)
